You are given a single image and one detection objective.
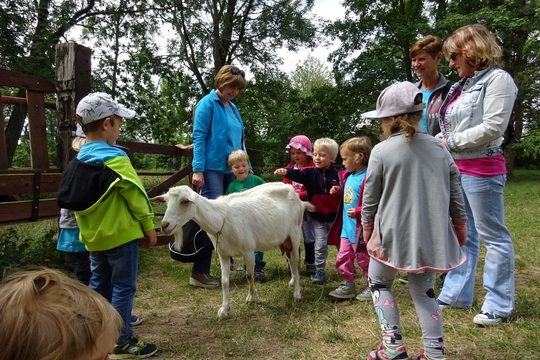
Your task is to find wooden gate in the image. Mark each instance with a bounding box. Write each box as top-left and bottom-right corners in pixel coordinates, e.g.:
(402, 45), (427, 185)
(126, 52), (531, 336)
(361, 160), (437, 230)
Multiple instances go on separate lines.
(0, 44), (193, 230)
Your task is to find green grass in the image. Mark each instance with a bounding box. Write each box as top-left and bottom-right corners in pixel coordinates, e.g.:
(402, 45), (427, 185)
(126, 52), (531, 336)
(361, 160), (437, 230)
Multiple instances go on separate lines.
(1, 170), (539, 359)
(131, 169), (540, 359)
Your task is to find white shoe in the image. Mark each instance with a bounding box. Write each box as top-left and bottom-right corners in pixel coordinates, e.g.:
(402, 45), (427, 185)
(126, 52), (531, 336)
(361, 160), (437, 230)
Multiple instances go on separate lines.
(355, 286), (372, 301)
(329, 281), (356, 299)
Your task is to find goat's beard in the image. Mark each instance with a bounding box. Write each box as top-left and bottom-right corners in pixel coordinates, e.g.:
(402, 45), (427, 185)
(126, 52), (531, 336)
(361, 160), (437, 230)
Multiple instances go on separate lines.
(173, 227), (183, 252)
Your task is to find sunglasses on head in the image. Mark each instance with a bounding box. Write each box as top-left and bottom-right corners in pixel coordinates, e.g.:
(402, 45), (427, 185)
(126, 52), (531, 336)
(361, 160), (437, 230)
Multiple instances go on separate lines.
(450, 52), (459, 61)
(230, 67), (245, 78)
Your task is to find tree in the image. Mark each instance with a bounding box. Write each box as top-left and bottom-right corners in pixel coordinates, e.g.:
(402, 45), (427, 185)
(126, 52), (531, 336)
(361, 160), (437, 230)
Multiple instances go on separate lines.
(237, 69), (303, 170)
(290, 54), (334, 96)
(154, 0), (320, 93)
(67, 0), (322, 145)
(0, 0), (103, 166)
(326, 0), (540, 173)
(437, 0), (540, 174)
(79, 0), (195, 144)
(326, 0), (435, 112)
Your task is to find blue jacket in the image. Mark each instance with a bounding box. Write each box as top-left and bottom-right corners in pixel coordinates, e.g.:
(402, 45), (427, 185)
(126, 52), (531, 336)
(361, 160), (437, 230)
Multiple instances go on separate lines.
(192, 89), (247, 173)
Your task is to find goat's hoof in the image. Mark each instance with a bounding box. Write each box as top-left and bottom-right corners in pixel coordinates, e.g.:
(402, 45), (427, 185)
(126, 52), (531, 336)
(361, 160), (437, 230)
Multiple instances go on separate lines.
(217, 308), (229, 319)
(245, 295), (257, 303)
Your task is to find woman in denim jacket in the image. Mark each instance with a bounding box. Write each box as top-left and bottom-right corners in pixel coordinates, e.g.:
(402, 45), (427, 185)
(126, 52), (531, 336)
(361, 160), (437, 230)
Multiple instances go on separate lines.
(436, 24), (518, 326)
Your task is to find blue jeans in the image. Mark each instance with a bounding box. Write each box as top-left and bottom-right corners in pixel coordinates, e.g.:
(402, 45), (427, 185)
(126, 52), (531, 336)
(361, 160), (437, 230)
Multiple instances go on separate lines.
(312, 220), (332, 271)
(438, 174), (515, 317)
(192, 170), (234, 274)
(62, 250), (92, 285)
(89, 240), (139, 343)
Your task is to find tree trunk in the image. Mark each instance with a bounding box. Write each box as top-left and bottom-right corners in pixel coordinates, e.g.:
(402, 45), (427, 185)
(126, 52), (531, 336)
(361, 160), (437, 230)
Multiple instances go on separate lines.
(5, 89), (28, 167)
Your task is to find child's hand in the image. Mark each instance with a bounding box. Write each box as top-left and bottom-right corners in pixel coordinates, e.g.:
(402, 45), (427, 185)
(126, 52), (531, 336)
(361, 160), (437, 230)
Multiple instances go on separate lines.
(274, 168), (286, 175)
(346, 208), (355, 218)
(365, 225), (385, 260)
(329, 185), (340, 195)
(144, 229), (158, 248)
(452, 219), (467, 247)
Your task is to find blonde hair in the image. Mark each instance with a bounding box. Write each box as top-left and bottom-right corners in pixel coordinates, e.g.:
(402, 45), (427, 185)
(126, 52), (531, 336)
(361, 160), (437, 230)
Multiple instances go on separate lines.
(382, 111), (423, 142)
(0, 268), (122, 360)
(71, 137), (87, 152)
(214, 65), (248, 90)
(228, 149), (250, 168)
(443, 23), (502, 69)
(340, 137), (372, 166)
(410, 35), (443, 59)
(313, 138), (339, 161)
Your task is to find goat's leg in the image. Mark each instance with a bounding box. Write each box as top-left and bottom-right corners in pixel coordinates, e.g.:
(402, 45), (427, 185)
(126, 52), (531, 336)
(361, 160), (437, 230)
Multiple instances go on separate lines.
(243, 252), (257, 303)
(287, 236), (302, 301)
(217, 253), (231, 319)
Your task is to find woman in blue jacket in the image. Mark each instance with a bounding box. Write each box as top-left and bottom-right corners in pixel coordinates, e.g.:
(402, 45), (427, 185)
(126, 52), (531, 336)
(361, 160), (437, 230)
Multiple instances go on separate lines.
(189, 65), (248, 288)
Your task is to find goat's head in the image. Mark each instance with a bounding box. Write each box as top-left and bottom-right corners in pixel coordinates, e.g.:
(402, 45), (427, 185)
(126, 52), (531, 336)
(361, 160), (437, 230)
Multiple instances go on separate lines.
(150, 186), (198, 245)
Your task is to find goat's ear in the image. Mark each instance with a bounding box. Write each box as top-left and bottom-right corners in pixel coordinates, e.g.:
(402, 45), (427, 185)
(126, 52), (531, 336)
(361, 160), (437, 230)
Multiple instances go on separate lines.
(180, 196), (194, 204)
(149, 195), (165, 204)
(180, 191), (198, 204)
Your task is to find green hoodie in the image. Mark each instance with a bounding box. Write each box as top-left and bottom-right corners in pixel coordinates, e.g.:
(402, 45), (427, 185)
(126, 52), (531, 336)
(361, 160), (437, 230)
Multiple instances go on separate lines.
(58, 147), (154, 251)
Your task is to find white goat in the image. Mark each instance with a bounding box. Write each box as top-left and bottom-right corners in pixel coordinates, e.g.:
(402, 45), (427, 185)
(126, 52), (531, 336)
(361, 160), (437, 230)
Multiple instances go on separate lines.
(152, 182), (315, 318)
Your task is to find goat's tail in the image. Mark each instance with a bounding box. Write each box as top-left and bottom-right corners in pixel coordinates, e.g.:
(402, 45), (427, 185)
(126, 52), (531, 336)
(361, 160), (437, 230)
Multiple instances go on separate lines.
(302, 201), (316, 213)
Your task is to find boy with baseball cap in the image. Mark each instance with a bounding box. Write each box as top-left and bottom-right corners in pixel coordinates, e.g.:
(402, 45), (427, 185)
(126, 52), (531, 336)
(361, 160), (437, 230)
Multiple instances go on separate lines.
(360, 82), (466, 360)
(58, 93), (158, 359)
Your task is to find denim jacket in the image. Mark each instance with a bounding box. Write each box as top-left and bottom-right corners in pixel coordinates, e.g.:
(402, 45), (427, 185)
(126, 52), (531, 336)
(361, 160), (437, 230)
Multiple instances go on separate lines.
(438, 66), (517, 159)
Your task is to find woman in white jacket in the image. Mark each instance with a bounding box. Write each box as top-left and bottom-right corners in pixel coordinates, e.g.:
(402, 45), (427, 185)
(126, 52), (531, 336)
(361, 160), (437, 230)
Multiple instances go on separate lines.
(436, 23), (518, 327)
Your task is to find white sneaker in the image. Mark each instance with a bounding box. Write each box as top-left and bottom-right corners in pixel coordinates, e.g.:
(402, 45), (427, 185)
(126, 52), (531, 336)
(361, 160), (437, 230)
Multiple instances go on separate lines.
(329, 281), (356, 299)
(355, 286), (372, 301)
(473, 311), (505, 326)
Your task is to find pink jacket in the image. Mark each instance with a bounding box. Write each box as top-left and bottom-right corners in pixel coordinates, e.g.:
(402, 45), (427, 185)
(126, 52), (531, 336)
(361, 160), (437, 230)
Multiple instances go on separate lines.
(328, 170), (365, 246)
(282, 160), (315, 201)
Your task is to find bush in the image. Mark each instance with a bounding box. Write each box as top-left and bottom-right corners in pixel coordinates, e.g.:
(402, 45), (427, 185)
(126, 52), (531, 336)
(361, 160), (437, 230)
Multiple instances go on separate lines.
(0, 221), (67, 276)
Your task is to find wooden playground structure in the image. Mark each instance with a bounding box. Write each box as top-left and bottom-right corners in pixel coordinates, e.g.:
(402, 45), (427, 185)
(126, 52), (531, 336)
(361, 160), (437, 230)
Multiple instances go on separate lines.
(0, 43), (192, 237)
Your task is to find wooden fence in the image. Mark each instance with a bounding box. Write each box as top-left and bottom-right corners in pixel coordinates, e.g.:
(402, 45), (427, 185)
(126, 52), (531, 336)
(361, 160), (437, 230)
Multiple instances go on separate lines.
(0, 64), (192, 239)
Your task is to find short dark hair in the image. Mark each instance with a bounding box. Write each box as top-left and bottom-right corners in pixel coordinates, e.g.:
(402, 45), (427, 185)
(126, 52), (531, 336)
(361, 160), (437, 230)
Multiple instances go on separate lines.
(410, 35), (443, 59)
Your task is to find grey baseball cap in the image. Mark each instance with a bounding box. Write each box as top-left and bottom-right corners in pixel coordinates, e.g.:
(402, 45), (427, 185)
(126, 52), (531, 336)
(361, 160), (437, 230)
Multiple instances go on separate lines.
(76, 92), (136, 125)
(362, 81), (425, 118)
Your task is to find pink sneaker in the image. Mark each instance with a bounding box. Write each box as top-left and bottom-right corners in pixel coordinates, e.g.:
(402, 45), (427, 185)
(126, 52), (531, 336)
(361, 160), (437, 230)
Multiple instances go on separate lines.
(409, 349), (445, 360)
(367, 342), (409, 360)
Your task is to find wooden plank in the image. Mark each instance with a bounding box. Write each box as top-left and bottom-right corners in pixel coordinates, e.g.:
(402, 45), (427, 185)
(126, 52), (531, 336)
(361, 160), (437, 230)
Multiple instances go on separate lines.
(0, 95), (56, 109)
(116, 141), (193, 157)
(0, 199), (59, 223)
(147, 165), (192, 198)
(27, 90), (50, 169)
(0, 173), (62, 196)
(0, 68), (56, 93)
(0, 98), (7, 169)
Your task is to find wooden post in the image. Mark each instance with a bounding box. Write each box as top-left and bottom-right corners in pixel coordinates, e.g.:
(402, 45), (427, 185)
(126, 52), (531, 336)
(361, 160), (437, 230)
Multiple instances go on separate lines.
(27, 90), (49, 169)
(55, 43), (92, 168)
(0, 95), (7, 169)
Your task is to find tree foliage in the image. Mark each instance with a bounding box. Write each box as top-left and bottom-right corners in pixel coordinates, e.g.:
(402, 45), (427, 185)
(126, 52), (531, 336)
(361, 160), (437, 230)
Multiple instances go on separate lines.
(291, 54), (334, 96)
(327, 0), (540, 172)
(1, 0), (539, 172)
(152, 0), (319, 93)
